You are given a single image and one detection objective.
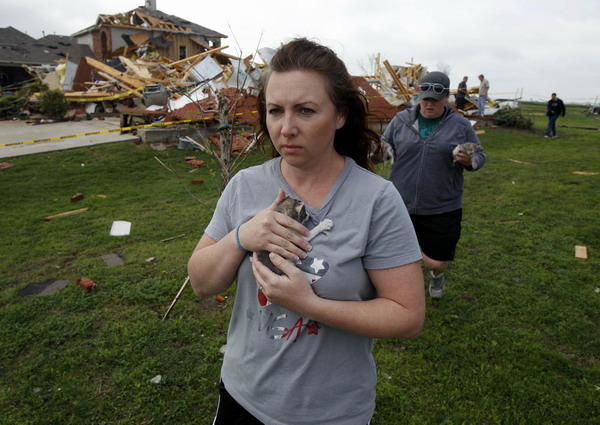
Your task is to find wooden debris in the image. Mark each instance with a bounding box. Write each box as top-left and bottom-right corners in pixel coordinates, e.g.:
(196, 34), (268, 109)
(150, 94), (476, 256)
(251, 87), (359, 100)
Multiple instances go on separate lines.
(383, 60), (412, 102)
(508, 158), (535, 165)
(575, 246), (588, 260)
(160, 234), (186, 242)
(162, 276), (190, 321)
(44, 207), (89, 221)
(571, 171), (599, 176)
(0, 162), (15, 170)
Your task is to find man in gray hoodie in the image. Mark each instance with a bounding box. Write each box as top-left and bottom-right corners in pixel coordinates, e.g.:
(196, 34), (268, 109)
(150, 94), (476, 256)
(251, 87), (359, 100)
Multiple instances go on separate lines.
(382, 71), (486, 298)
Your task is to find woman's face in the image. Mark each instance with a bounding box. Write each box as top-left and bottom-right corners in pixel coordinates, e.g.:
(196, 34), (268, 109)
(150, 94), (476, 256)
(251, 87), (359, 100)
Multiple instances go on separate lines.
(419, 97), (447, 119)
(265, 70), (346, 168)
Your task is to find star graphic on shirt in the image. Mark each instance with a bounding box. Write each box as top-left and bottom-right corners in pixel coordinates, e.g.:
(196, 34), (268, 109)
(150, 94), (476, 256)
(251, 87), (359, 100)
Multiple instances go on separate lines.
(310, 258), (325, 274)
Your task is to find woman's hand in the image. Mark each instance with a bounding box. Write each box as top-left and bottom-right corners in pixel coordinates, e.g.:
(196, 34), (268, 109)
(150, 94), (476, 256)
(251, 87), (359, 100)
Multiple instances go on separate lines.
(454, 151), (473, 167)
(252, 251), (317, 313)
(253, 253), (425, 338)
(238, 189), (312, 262)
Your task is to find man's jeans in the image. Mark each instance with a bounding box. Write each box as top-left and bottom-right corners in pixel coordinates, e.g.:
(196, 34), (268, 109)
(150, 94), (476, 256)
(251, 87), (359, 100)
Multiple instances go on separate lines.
(478, 95), (487, 115)
(545, 114), (560, 137)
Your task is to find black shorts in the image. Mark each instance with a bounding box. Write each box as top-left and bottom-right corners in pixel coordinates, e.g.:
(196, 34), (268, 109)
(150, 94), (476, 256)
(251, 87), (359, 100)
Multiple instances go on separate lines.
(213, 380), (264, 424)
(410, 209), (462, 262)
(213, 380), (371, 424)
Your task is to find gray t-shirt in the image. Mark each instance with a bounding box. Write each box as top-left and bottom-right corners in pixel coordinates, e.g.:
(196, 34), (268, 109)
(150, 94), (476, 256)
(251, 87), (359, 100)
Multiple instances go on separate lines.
(204, 156), (421, 425)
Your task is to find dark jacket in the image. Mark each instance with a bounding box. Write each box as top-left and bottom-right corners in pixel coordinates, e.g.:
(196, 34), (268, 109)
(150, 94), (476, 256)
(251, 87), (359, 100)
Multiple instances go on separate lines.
(382, 105), (486, 215)
(547, 98), (566, 116)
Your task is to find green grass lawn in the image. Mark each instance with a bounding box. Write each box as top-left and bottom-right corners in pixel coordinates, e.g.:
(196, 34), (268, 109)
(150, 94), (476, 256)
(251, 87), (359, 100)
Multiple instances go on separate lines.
(1, 104), (599, 424)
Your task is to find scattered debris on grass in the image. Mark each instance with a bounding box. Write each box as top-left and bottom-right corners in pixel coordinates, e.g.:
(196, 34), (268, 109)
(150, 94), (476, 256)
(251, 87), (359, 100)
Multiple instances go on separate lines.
(102, 253), (125, 267)
(575, 246), (588, 260)
(18, 278), (69, 296)
(109, 220), (131, 236)
(159, 234), (186, 242)
(149, 143), (167, 151)
(162, 276), (190, 321)
(184, 157), (207, 167)
(149, 375), (162, 384)
(70, 193), (84, 203)
(76, 277), (98, 292)
(0, 162), (15, 170)
(571, 171), (599, 176)
(508, 158), (535, 165)
(44, 207), (89, 221)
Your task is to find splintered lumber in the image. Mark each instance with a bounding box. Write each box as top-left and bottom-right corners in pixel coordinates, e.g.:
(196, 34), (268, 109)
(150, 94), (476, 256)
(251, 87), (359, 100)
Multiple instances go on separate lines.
(575, 246), (588, 260)
(96, 71), (144, 98)
(168, 45), (229, 68)
(383, 60), (412, 102)
(44, 207), (89, 221)
(119, 56), (153, 80)
(85, 56), (145, 89)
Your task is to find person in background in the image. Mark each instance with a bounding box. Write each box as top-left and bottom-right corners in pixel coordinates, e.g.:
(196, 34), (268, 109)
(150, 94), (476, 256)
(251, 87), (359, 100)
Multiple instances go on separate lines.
(455, 76), (469, 111)
(477, 74), (489, 115)
(544, 93), (566, 138)
(382, 71), (486, 299)
(188, 37), (425, 425)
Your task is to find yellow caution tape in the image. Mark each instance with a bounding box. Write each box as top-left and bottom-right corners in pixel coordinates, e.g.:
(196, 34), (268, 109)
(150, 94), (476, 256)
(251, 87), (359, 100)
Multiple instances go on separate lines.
(0, 108), (259, 148)
(0, 118), (205, 148)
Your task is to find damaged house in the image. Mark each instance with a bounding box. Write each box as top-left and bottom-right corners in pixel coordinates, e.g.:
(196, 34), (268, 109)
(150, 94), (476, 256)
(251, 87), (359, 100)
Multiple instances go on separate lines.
(71, 0), (227, 62)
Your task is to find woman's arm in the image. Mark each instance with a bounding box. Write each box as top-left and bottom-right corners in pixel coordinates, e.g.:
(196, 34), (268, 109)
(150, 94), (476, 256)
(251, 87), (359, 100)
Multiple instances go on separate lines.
(187, 232), (247, 297)
(252, 252), (426, 339)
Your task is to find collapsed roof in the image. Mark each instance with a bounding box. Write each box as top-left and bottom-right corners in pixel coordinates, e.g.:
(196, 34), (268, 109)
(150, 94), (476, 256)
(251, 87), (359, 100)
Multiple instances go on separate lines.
(73, 7), (226, 40)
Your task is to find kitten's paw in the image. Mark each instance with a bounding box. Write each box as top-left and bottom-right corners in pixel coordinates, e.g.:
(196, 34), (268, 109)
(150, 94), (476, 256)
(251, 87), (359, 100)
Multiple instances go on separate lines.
(321, 218), (333, 231)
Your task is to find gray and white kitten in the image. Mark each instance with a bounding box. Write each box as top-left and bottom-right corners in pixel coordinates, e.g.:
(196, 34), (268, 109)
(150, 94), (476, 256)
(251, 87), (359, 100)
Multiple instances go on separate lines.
(257, 196), (333, 275)
(452, 143), (479, 168)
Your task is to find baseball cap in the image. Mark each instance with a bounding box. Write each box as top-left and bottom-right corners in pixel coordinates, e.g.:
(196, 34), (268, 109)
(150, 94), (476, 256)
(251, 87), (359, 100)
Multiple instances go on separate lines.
(418, 71), (450, 101)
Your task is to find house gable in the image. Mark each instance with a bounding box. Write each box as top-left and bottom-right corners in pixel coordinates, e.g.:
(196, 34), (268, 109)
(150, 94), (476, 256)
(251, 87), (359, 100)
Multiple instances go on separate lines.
(72, 7), (227, 62)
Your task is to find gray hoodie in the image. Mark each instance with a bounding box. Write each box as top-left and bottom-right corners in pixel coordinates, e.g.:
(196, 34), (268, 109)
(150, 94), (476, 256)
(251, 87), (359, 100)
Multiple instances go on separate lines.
(382, 105), (486, 215)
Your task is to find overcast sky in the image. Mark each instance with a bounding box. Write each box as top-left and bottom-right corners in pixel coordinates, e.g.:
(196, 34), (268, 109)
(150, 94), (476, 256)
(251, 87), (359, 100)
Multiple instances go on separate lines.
(3, 0), (599, 104)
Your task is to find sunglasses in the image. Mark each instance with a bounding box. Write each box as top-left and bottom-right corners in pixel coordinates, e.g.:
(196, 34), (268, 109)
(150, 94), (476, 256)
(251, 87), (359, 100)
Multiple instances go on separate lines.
(419, 83), (449, 94)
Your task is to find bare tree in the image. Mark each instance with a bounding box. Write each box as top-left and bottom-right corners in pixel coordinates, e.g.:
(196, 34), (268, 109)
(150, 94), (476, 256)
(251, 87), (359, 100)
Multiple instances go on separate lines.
(436, 62), (453, 78)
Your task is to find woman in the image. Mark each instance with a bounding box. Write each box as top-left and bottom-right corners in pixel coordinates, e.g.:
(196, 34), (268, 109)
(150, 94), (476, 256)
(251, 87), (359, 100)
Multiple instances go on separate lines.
(188, 38), (425, 425)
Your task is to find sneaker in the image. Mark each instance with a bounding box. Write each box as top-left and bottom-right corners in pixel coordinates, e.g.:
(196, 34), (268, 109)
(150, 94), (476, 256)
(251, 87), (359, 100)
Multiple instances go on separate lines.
(543, 135), (550, 138)
(429, 273), (446, 299)
(552, 135), (558, 138)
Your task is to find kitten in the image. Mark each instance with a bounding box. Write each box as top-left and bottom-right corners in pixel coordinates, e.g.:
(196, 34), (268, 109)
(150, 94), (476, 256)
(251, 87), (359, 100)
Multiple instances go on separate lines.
(452, 142), (479, 168)
(257, 196), (333, 275)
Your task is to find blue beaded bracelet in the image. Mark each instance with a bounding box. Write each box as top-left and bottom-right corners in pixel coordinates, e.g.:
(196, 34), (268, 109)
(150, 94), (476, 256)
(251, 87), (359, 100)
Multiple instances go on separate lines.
(235, 224), (248, 252)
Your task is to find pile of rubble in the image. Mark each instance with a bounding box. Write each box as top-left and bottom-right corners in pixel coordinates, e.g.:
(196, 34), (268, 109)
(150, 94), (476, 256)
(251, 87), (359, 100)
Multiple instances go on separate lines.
(18, 45), (416, 131)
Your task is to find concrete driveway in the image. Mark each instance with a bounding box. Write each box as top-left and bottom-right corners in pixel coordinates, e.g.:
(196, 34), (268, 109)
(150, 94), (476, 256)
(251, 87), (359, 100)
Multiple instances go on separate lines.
(0, 117), (139, 159)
